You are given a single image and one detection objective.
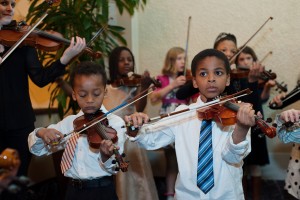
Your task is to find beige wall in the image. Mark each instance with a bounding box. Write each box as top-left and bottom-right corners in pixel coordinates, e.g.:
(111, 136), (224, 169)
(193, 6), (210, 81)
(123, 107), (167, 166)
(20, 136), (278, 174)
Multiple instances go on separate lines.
(131, 0), (300, 180)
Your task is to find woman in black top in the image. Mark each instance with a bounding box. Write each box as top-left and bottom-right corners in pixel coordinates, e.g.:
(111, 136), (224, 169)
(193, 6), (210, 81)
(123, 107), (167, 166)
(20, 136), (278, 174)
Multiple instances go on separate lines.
(0, 0), (86, 175)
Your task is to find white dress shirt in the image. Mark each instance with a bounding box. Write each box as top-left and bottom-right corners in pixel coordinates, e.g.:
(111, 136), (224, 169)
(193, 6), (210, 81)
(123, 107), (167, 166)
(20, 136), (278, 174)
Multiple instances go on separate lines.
(28, 105), (127, 179)
(130, 96), (251, 200)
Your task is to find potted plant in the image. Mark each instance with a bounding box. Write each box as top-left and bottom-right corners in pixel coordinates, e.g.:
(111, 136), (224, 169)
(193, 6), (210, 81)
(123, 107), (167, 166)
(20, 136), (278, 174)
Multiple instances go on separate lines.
(26, 0), (146, 118)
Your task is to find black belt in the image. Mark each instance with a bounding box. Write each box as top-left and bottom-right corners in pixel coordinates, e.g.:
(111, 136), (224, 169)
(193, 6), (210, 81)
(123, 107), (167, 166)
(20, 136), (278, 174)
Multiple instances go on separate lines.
(68, 176), (113, 189)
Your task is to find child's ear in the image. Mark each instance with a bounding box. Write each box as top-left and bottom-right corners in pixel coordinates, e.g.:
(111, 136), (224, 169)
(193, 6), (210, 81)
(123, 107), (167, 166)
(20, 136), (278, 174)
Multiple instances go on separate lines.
(226, 75), (230, 86)
(72, 91), (77, 101)
(192, 77), (198, 88)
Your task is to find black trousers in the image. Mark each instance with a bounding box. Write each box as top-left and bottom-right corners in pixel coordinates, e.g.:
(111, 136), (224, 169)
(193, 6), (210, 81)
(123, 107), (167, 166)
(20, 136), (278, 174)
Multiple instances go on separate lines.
(65, 176), (118, 200)
(0, 125), (34, 176)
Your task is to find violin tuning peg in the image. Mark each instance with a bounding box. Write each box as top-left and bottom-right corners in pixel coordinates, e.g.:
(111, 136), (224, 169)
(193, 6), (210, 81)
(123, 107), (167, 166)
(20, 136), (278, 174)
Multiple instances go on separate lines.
(266, 118), (272, 123)
(121, 153), (126, 157)
(112, 160), (116, 164)
(272, 123), (278, 128)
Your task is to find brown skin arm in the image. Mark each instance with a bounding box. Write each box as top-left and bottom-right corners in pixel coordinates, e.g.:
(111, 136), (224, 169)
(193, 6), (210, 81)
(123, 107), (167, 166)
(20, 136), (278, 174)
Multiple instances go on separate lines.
(232, 103), (256, 144)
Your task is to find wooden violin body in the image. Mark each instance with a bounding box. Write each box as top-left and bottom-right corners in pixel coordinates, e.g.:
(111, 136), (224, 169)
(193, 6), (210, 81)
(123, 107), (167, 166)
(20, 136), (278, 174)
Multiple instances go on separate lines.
(73, 111), (128, 172)
(114, 73), (161, 88)
(0, 148), (21, 192)
(0, 21), (101, 59)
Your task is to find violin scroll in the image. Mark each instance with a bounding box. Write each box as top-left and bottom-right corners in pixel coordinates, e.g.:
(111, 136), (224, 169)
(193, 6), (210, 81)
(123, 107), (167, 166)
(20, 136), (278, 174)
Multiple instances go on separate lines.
(114, 72), (161, 88)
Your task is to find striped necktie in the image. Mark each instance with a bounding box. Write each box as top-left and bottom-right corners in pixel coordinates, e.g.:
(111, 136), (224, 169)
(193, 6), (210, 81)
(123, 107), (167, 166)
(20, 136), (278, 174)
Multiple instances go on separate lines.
(60, 132), (80, 174)
(197, 119), (214, 194)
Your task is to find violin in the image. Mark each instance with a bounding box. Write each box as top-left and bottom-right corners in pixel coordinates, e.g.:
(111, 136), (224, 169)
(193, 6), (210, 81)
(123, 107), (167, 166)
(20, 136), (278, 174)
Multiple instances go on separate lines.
(126, 88), (276, 138)
(269, 80), (300, 109)
(73, 110), (128, 172)
(178, 69), (193, 81)
(113, 72), (161, 88)
(278, 121), (300, 133)
(197, 99), (276, 138)
(230, 66), (277, 80)
(0, 21), (102, 59)
(0, 148), (21, 193)
(230, 66), (287, 93)
(0, 148), (20, 172)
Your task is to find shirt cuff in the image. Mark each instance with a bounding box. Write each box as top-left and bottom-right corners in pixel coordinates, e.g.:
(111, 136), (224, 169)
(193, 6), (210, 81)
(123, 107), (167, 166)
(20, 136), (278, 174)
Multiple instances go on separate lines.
(228, 134), (249, 154)
(33, 127), (45, 144)
(98, 155), (117, 174)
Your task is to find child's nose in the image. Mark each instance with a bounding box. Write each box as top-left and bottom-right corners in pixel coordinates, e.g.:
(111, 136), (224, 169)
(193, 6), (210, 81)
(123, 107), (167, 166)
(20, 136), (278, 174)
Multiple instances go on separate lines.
(87, 95), (94, 102)
(207, 74), (215, 82)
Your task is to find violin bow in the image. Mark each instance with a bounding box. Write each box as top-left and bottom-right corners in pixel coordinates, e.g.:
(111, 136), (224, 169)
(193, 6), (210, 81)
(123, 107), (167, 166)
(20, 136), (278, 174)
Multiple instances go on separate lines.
(259, 51), (273, 64)
(259, 51), (288, 93)
(148, 89), (252, 123)
(86, 25), (107, 47)
(183, 16), (191, 76)
(229, 16), (273, 63)
(0, 0), (60, 65)
(63, 85), (158, 137)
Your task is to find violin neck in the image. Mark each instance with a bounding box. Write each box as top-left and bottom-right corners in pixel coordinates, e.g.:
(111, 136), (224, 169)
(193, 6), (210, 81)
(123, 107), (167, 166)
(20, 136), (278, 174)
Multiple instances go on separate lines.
(34, 29), (70, 45)
(223, 101), (239, 112)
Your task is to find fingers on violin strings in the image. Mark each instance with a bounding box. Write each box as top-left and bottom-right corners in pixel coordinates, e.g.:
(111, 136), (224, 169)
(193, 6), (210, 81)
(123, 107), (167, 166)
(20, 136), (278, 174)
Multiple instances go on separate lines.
(70, 37), (75, 46)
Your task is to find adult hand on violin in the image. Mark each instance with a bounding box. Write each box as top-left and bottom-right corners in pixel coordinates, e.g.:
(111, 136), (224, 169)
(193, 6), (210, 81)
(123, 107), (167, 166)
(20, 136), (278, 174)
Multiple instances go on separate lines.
(279, 109), (300, 123)
(99, 140), (119, 162)
(36, 128), (64, 145)
(60, 36), (86, 65)
(248, 62), (263, 83)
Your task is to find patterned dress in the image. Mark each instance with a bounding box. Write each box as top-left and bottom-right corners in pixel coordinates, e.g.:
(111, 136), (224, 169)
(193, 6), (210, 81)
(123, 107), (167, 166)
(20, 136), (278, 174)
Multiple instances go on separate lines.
(156, 75), (189, 115)
(276, 115), (300, 199)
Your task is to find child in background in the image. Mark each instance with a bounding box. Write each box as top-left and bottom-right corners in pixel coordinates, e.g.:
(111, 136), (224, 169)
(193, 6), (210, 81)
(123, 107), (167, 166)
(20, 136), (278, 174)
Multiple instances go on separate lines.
(28, 61), (126, 200)
(235, 46), (273, 200)
(125, 49), (256, 199)
(150, 47), (189, 200)
(103, 47), (158, 200)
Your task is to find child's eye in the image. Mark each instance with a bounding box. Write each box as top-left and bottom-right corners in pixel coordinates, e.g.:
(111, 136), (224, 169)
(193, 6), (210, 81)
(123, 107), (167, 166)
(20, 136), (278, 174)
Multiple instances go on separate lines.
(215, 71), (224, 76)
(199, 72), (207, 77)
(78, 92), (86, 97)
(1, 2), (8, 6)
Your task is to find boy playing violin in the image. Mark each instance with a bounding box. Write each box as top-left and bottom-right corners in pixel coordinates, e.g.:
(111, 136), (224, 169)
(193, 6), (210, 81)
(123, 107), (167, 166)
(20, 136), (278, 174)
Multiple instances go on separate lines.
(28, 61), (126, 200)
(125, 49), (256, 199)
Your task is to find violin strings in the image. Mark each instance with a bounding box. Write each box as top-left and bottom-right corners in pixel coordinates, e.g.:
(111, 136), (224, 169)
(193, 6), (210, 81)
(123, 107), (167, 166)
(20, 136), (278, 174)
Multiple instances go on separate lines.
(63, 89), (156, 138)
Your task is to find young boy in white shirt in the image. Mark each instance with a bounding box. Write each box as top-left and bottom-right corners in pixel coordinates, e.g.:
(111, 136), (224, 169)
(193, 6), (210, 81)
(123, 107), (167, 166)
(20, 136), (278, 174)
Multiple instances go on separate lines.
(28, 61), (126, 200)
(125, 49), (256, 200)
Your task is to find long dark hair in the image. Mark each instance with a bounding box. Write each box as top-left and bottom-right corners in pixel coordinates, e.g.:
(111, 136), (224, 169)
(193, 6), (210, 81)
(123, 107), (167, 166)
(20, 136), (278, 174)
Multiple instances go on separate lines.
(108, 46), (135, 83)
(235, 46), (258, 66)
